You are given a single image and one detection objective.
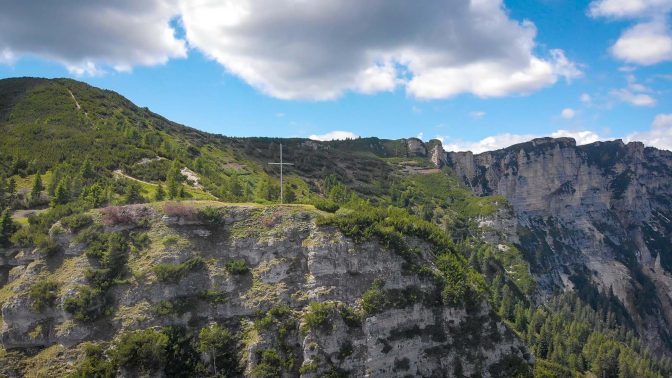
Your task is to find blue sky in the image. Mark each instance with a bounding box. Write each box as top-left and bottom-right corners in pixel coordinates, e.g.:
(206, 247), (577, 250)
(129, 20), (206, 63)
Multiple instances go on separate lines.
(0, 0), (671, 152)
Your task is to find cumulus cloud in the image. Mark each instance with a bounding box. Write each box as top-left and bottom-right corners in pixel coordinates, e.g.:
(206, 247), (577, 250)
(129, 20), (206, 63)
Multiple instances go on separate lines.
(309, 131), (359, 141)
(179, 0), (580, 100)
(443, 129), (602, 153)
(0, 1), (580, 99)
(590, 0), (672, 65)
(610, 88), (657, 106)
(589, 0), (672, 18)
(611, 20), (672, 65)
(0, 1), (187, 75)
(625, 113), (672, 150)
(561, 108), (576, 119)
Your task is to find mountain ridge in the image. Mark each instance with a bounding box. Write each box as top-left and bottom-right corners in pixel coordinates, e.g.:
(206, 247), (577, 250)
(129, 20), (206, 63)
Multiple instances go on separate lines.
(0, 77), (670, 377)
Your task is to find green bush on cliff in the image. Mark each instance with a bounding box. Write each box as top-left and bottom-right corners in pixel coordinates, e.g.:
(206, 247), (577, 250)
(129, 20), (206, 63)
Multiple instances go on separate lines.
(302, 302), (335, 334)
(153, 256), (205, 283)
(28, 280), (59, 312)
(64, 286), (109, 322)
(70, 343), (115, 378)
(224, 259), (249, 275)
(112, 329), (169, 375)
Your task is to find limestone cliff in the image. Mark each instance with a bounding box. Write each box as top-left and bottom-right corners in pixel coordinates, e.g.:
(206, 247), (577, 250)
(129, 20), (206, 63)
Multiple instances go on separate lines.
(0, 202), (530, 377)
(444, 138), (672, 353)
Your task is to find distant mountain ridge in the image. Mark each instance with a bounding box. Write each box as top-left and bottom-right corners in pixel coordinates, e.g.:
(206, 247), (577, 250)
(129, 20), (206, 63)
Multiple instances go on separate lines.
(444, 137), (672, 353)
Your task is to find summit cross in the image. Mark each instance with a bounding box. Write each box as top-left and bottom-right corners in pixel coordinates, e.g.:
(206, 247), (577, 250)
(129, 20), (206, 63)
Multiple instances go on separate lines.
(268, 143), (294, 204)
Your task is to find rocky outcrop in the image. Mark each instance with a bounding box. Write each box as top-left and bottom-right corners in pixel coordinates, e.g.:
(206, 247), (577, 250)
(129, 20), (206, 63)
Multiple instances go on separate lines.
(406, 138), (427, 157)
(445, 138), (672, 354)
(0, 203), (530, 377)
(427, 139), (446, 167)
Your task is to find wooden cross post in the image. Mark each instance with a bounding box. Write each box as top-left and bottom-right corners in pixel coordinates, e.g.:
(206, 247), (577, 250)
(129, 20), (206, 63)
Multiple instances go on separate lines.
(268, 143), (294, 204)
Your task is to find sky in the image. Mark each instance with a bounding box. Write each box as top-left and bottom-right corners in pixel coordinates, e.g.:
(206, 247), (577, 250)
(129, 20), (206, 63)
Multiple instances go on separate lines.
(0, 0), (671, 153)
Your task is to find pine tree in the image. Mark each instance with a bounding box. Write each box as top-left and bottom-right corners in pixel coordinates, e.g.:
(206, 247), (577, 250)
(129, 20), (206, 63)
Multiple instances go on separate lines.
(82, 183), (105, 207)
(79, 159), (95, 181)
(30, 173), (44, 204)
(0, 208), (15, 246)
(51, 180), (70, 206)
(155, 183), (165, 201)
(166, 161), (181, 199)
(7, 177), (15, 197)
(123, 182), (144, 204)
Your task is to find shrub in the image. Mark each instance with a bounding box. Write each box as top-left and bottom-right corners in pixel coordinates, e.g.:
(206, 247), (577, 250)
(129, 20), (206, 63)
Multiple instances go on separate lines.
(198, 206), (224, 226)
(28, 280), (59, 312)
(101, 205), (151, 226)
(254, 305), (292, 331)
(437, 253), (486, 307)
(303, 302), (335, 334)
(225, 259), (249, 275)
(313, 198), (339, 213)
(163, 202), (196, 219)
(360, 280), (386, 316)
(70, 343), (115, 378)
(37, 236), (62, 257)
(153, 298), (193, 317)
(64, 286), (108, 322)
(153, 257), (205, 283)
(60, 213), (93, 232)
(251, 349), (283, 378)
(112, 329), (169, 374)
(74, 225), (107, 258)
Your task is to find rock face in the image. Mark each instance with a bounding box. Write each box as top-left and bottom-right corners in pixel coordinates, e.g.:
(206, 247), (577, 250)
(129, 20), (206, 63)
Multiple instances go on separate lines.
(445, 138), (672, 353)
(0, 204), (530, 377)
(406, 138), (427, 157)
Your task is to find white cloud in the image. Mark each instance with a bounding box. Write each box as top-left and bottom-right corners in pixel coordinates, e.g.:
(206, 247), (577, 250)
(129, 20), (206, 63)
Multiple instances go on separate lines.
(469, 111), (486, 119)
(611, 20), (672, 65)
(589, 0), (672, 18)
(625, 113), (672, 150)
(416, 132), (425, 140)
(550, 130), (601, 145)
(308, 131), (359, 141)
(590, 1), (672, 65)
(0, 1), (581, 98)
(179, 0), (580, 100)
(610, 88), (657, 106)
(443, 129), (602, 153)
(625, 74), (651, 92)
(444, 133), (538, 153)
(580, 93), (593, 105)
(561, 108), (576, 119)
(0, 1), (187, 75)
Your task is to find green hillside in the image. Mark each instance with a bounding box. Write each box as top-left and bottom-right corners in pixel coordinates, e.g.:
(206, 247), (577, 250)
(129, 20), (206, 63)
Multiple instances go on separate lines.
(0, 78), (669, 377)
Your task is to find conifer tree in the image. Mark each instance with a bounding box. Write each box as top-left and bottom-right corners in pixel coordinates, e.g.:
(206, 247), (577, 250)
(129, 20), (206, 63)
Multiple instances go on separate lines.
(166, 161), (181, 199)
(52, 180), (70, 206)
(0, 208), (15, 246)
(79, 159), (95, 181)
(30, 173), (44, 204)
(155, 183), (165, 201)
